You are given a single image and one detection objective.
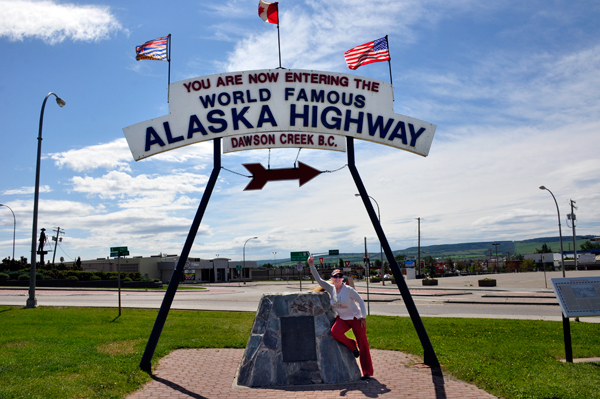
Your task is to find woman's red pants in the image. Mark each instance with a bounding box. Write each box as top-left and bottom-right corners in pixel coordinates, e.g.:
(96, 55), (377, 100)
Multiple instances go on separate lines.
(330, 317), (374, 376)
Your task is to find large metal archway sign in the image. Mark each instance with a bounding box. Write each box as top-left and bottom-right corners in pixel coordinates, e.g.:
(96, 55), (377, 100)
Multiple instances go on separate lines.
(131, 68), (441, 374)
(123, 69), (436, 160)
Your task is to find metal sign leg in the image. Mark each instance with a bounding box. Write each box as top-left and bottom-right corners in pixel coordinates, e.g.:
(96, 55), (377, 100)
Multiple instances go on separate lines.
(346, 137), (440, 368)
(139, 138), (222, 372)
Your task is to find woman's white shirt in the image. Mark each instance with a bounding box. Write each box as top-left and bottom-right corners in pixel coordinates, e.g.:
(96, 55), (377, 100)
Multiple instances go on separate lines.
(309, 263), (366, 319)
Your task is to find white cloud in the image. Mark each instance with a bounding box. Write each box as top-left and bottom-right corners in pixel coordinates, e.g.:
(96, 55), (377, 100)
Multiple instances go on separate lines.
(219, 0), (485, 72)
(0, 0), (123, 44)
(70, 170), (209, 203)
(2, 185), (51, 195)
(49, 139), (132, 172)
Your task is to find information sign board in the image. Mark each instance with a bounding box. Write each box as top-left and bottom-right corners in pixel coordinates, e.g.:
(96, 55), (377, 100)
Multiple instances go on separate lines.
(329, 249), (339, 255)
(236, 265), (242, 271)
(551, 277), (600, 317)
(290, 251), (309, 261)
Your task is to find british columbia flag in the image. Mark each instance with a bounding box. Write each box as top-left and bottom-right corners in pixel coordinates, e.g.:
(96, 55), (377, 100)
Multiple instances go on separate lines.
(136, 36), (168, 61)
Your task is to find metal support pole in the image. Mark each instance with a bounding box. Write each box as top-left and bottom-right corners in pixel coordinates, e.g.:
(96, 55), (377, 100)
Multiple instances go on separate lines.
(364, 237), (370, 316)
(140, 138), (221, 372)
(348, 137), (439, 367)
(540, 186), (572, 363)
(417, 217), (421, 277)
(27, 92), (65, 309)
(117, 255), (122, 317)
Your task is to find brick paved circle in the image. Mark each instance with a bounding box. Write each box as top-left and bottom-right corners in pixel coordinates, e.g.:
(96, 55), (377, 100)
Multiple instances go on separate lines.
(127, 348), (497, 399)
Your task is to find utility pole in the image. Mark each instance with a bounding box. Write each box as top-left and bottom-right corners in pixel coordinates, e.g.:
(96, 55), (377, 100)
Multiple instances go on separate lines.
(492, 243), (500, 273)
(416, 217), (421, 277)
(51, 227), (65, 266)
(568, 200), (577, 270)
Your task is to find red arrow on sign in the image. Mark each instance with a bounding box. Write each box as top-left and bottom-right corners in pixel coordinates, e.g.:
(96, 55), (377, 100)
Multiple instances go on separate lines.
(242, 161), (322, 190)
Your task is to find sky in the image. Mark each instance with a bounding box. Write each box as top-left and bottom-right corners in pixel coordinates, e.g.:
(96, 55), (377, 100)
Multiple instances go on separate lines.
(1, 0), (599, 264)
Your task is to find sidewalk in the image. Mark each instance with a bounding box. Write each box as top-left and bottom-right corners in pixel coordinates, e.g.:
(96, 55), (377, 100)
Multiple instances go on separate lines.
(127, 348), (497, 399)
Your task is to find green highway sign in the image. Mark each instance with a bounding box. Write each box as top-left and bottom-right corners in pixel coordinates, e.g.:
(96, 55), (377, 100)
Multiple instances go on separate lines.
(236, 265), (242, 271)
(290, 251), (309, 261)
(110, 246), (129, 257)
(329, 249), (339, 255)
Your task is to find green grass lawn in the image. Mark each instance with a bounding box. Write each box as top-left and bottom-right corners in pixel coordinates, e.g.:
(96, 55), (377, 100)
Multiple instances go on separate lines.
(1, 306), (598, 399)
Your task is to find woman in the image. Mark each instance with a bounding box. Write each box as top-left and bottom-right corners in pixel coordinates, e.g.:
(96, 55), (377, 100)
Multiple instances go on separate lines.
(308, 254), (373, 380)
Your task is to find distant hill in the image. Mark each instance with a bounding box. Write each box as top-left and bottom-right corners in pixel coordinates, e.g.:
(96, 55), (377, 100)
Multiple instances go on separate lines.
(257, 235), (597, 266)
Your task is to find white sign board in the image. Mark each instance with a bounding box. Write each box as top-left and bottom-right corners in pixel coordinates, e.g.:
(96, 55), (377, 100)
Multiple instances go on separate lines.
(123, 69), (436, 160)
(551, 277), (600, 317)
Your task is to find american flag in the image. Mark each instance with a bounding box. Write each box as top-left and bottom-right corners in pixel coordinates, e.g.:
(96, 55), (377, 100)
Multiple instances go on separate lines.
(136, 36), (168, 61)
(344, 37), (390, 70)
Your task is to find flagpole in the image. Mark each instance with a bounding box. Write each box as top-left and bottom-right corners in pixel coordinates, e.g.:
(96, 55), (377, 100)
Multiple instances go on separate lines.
(167, 34), (171, 103)
(276, 4), (282, 69)
(385, 35), (394, 101)
(385, 35), (393, 86)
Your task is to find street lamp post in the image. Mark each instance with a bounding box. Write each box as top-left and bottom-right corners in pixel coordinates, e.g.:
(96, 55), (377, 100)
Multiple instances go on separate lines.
(539, 185), (572, 363)
(355, 194), (384, 285)
(27, 92), (65, 309)
(0, 204), (16, 261)
(539, 187), (565, 277)
(243, 237), (258, 285)
(492, 243), (500, 273)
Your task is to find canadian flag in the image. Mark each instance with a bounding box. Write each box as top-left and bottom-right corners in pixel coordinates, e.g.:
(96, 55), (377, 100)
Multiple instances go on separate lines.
(258, 0), (278, 24)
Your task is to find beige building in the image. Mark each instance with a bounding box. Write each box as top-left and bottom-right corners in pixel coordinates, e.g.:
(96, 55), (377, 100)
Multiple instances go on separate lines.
(80, 255), (258, 283)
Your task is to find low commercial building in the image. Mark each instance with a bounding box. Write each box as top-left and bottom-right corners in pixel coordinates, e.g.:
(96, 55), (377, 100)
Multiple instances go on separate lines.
(80, 255), (258, 283)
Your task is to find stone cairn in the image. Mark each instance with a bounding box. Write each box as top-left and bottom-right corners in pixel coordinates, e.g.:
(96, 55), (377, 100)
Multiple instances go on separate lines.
(236, 292), (362, 387)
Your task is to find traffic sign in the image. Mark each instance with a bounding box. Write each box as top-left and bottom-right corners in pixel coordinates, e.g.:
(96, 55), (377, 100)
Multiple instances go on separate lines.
(344, 261), (351, 267)
(290, 251), (309, 261)
(329, 249), (339, 255)
(319, 257), (324, 266)
(110, 246), (129, 257)
(297, 262), (303, 271)
(236, 265), (242, 271)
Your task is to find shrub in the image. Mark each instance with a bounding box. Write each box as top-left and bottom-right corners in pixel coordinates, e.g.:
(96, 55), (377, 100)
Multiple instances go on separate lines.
(93, 271), (108, 280)
(18, 274), (29, 281)
(0, 272), (9, 280)
(123, 277), (133, 282)
(90, 275), (101, 281)
(109, 275), (119, 280)
(67, 276), (78, 281)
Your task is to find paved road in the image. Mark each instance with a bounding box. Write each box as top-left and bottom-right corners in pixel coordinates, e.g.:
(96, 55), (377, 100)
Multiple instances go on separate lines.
(2, 270), (599, 323)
